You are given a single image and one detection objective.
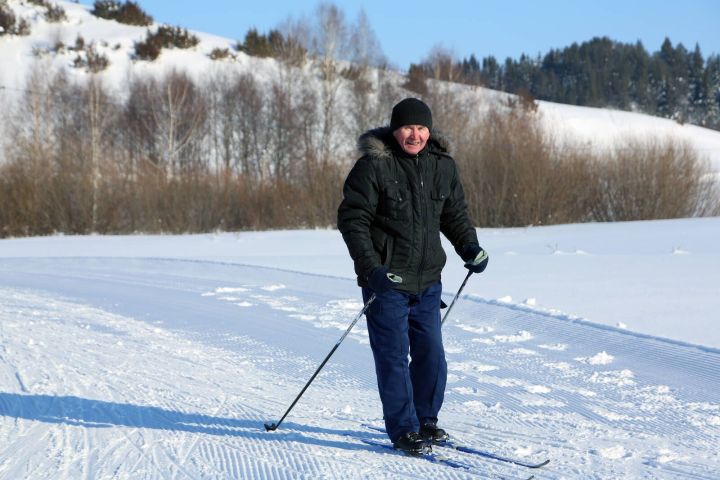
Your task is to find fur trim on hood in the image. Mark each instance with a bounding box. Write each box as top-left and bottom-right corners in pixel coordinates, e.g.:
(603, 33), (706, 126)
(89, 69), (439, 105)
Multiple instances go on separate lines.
(357, 126), (452, 160)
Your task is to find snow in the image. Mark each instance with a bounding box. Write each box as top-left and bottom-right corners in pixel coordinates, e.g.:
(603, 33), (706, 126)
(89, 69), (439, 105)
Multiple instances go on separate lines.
(1, 217), (719, 478)
(3, 217), (717, 347)
(575, 351), (615, 366)
(538, 101), (720, 172)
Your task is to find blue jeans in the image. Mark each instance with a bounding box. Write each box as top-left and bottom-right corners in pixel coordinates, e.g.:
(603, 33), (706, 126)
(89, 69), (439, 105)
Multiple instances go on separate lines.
(362, 281), (447, 442)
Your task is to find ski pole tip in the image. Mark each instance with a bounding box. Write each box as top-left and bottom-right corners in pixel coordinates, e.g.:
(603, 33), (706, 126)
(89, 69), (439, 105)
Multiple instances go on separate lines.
(264, 422), (278, 432)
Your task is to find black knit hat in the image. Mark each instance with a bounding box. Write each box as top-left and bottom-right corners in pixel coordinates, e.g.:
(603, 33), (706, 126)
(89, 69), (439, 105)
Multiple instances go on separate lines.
(390, 98), (432, 131)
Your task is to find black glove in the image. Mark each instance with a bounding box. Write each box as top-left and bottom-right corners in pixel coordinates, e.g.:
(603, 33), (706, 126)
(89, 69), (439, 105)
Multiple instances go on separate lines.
(461, 244), (489, 273)
(368, 266), (403, 294)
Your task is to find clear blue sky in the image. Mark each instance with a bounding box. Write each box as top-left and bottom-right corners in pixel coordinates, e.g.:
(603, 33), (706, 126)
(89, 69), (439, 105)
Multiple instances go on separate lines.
(78, 0), (720, 68)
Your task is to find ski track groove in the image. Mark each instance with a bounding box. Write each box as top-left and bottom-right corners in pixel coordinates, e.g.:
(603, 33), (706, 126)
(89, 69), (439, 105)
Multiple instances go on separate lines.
(80, 427), (90, 480)
(177, 393), (228, 474)
(1, 258), (719, 478)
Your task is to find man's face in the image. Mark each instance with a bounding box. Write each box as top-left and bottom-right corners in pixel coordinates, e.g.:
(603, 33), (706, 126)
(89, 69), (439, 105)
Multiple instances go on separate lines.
(393, 125), (430, 155)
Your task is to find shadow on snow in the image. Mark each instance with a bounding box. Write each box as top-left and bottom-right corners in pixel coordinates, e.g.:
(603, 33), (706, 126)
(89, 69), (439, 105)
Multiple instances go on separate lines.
(0, 392), (372, 451)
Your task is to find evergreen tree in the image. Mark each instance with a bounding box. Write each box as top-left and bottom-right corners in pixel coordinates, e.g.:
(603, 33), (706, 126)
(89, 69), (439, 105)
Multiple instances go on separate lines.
(704, 54), (720, 129)
(481, 55), (500, 89)
(630, 41), (651, 109)
(466, 35), (716, 130)
(688, 44), (707, 123)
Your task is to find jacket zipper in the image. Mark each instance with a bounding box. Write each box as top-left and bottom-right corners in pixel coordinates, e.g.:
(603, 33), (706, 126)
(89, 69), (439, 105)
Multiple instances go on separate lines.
(415, 154), (428, 292)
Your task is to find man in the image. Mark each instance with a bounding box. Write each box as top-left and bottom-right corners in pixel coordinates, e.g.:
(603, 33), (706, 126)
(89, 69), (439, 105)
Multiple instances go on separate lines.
(337, 98), (489, 454)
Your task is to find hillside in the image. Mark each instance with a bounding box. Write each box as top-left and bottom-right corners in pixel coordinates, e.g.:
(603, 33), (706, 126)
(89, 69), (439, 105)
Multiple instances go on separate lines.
(2, 0), (720, 173)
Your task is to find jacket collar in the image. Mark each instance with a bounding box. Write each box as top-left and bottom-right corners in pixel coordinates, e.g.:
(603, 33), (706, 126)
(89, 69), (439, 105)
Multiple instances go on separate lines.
(357, 126), (451, 161)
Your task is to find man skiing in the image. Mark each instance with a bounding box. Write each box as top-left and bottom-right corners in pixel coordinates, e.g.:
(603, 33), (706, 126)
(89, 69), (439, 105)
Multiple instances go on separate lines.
(337, 97), (489, 454)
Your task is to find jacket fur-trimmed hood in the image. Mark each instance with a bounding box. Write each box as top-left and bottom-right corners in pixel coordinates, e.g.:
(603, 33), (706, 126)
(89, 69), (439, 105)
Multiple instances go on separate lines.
(357, 126), (452, 160)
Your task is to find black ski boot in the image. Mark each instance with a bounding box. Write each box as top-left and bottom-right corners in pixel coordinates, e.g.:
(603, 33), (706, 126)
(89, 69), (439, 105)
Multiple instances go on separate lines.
(420, 423), (450, 444)
(393, 431), (430, 455)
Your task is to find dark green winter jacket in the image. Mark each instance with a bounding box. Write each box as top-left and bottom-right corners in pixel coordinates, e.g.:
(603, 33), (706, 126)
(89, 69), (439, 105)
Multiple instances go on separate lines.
(337, 127), (479, 294)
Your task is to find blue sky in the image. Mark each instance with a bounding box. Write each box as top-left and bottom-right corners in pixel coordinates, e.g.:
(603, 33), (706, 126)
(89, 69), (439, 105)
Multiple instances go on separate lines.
(78, 0), (719, 68)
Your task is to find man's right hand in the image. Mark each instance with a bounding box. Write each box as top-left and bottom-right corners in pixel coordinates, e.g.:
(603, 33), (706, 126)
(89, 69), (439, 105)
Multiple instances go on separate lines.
(462, 244), (489, 273)
(368, 266), (403, 294)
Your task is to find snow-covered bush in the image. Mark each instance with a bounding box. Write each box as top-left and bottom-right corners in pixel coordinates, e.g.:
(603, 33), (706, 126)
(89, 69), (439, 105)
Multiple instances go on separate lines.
(25, 0), (65, 22)
(92, 0), (152, 26)
(44, 3), (66, 23)
(0, 1), (30, 35)
(0, 2), (14, 34)
(208, 48), (233, 61)
(73, 44), (110, 73)
(133, 25), (199, 61)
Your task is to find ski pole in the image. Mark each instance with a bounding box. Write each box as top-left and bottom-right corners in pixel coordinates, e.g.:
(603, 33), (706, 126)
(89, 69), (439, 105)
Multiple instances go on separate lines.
(264, 293), (377, 432)
(441, 270), (473, 326)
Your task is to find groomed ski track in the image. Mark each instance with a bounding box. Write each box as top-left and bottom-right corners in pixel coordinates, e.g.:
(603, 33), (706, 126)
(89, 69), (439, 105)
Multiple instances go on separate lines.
(0, 257), (718, 479)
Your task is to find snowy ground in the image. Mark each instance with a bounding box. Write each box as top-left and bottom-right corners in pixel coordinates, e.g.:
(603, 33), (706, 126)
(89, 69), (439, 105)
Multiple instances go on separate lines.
(0, 218), (719, 479)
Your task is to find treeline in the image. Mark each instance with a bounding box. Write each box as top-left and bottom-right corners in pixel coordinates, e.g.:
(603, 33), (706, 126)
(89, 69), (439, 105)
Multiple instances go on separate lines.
(415, 37), (720, 130)
(0, 64), (716, 237)
(0, 51), (399, 236)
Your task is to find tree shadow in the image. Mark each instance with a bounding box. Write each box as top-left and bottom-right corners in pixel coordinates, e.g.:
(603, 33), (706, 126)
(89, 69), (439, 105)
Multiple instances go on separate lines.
(0, 392), (374, 451)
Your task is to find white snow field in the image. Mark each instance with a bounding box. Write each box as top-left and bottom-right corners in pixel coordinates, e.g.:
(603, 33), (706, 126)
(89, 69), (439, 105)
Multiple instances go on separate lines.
(1, 218), (719, 479)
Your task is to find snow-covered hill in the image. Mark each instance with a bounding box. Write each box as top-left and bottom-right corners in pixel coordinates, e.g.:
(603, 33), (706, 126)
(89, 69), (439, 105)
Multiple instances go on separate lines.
(1, 218), (719, 478)
(2, 0), (720, 172)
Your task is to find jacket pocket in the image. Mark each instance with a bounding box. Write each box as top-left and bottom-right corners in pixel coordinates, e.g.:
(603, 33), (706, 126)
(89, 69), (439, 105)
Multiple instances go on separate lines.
(430, 188), (449, 216)
(382, 181), (410, 220)
(383, 235), (394, 267)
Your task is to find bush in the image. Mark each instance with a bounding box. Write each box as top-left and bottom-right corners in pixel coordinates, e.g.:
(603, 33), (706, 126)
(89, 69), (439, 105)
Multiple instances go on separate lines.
(155, 25), (199, 49)
(403, 64), (428, 96)
(589, 138), (714, 221)
(92, 0), (152, 26)
(449, 98), (718, 227)
(133, 25), (199, 61)
(235, 28), (306, 63)
(236, 28), (273, 57)
(44, 3), (66, 22)
(208, 48), (233, 61)
(24, 0), (65, 22)
(456, 104), (588, 226)
(73, 44), (110, 73)
(0, 3), (15, 35)
(72, 34), (85, 51)
(133, 34), (161, 61)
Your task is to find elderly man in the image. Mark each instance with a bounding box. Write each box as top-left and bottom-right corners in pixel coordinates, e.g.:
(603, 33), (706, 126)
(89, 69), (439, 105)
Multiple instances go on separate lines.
(337, 97), (489, 454)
